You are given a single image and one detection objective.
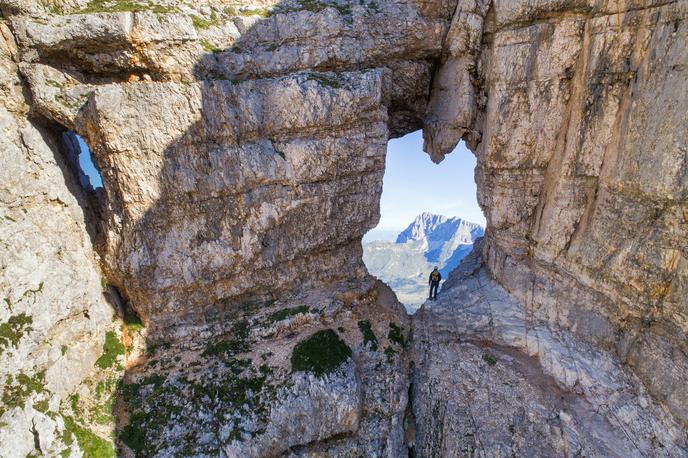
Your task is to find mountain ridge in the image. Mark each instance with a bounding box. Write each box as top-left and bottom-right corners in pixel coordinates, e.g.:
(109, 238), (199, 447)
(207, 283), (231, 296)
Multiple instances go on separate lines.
(363, 213), (484, 311)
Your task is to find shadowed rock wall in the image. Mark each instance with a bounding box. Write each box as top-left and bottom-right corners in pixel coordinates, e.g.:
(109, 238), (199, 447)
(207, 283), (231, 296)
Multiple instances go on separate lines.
(10, 0), (454, 333)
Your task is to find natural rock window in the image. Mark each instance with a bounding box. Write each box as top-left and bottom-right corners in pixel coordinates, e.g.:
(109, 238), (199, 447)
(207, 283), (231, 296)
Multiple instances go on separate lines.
(363, 130), (485, 312)
(62, 131), (103, 192)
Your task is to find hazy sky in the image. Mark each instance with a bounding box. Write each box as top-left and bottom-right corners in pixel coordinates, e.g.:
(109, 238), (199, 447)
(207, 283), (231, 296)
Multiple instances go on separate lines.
(366, 130), (485, 241)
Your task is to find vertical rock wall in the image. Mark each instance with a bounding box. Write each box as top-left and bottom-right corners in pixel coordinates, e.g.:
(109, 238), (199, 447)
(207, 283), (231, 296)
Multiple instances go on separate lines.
(420, 0), (688, 452)
(2, 0), (452, 455)
(8, 0), (454, 335)
(0, 16), (121, 457)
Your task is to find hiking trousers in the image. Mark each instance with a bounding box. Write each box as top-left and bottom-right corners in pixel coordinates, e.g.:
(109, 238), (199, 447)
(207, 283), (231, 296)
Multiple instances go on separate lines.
(429, 281), (439, 299)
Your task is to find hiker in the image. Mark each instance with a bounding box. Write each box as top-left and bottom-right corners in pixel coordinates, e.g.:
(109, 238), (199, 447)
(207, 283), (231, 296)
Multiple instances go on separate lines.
(428, 267), (441, 300)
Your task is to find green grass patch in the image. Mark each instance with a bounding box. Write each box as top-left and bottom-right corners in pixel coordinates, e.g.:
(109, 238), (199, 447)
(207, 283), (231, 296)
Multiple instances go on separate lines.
(63, 415), (115, 457)
(202, 319), (251, 357)
(307, 72), (343, 89)
(291, 329), (351, 376)
(268, 305), (310, 323)
(0, 313), (33, 356)
(297, 0), (327, 13)
(191, 10), (221, 30)
(0, 370), (46, 417)
(238, 7), (273, 17)
(120, 409), (147, 452)
(384, 345), (396, 364)
(367, 0), (380, 13)
(95, 331), (125, 369)
(286, 0), (351, 15)
(45, 79), (65, 89)
(34, 398), (50, 413)
(39, 0), (65, 14)
(200, 39), (223, 53)
(76, 0), (178, 14)
(123, 307), (144, 333)
(482, 352), (497, 366)
(357, 320), (378, 351)
(387, 322), (407, 348)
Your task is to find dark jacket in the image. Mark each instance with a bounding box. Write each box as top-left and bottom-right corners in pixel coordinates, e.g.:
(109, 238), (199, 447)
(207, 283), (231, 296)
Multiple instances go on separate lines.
(429, 269), (442, 284)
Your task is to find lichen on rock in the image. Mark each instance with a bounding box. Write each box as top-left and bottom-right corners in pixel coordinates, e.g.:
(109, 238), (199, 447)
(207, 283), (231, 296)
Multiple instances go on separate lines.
(0, 0), (686, 455)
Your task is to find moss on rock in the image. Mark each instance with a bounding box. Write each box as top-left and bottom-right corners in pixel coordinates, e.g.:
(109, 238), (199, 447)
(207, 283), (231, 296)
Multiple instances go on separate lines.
(291, 329), (352, 376)
(0, 313), (33, 356)
(357, 320), (378, 351)
(95, 331), (125, 369)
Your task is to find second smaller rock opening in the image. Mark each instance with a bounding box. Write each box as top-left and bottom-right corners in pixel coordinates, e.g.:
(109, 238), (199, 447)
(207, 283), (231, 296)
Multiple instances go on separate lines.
(62, 131), (103, 193)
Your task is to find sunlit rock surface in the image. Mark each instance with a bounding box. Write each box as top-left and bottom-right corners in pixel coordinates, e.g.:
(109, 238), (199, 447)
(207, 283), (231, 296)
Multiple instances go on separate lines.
(424, 0), (688, 433)
(0, 17), (119, 457)
(0, 0), (686, 455)
(413, 241), (687, 455)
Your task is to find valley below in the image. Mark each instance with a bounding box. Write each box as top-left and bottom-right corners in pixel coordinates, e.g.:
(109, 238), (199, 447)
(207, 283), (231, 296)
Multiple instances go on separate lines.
(363, 213), (484, 311)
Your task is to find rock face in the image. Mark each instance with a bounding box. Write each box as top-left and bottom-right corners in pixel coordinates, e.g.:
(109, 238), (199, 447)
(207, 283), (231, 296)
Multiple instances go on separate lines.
(1, 0), (686, 456)
(0, 14), (121, 457)
(424, 0), (688, 433)
(8, 0), (454, 337)
(363, 213), (483, 310)
(2, 0), (439, 455)
(413, 241), (687, 455)
(117, 280), (411, 457)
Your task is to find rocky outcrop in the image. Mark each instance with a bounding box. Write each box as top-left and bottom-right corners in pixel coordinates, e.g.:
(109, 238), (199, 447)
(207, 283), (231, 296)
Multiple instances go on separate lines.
(424, 0), (688, 432)
(8, 0), (454, 335)
(413, 0), (688, 453)
(116, 280), (411, 457)
(0, 16), (120, 457)
(1, 0), (686, 455)
(413, 242), (687, 455)
(2, 0), (440, 455)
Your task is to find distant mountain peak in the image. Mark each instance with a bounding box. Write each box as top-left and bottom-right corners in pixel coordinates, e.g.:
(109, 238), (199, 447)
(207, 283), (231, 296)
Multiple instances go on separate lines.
(395, 213), (482, 244)
(363, 212), (485, 312)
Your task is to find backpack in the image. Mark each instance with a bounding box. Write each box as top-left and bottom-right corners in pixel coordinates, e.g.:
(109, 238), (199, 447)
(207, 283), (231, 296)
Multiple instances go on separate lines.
(431, 271), (440, 282)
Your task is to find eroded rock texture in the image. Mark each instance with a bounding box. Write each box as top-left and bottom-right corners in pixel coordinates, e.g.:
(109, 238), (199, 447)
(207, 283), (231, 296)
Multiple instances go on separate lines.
(416, 0), (688, 454)
(413, 240), (687, 455)
(0, 16), (119, 457)
(9, 0), (453, 334)
(1, 0), (686, 455)
(2, 0), (439, 455)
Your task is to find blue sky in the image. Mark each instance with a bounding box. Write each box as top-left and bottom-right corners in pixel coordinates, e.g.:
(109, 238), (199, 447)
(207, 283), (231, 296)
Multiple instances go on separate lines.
(78, 136), (103, 188)
(365, 130), (485, 242)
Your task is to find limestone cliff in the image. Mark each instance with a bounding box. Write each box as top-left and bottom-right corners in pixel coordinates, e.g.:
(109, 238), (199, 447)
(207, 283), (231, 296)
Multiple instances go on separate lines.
(1, 0), (437, 455)
(0, 0), (686, 456)
(421, 0), (687, 450)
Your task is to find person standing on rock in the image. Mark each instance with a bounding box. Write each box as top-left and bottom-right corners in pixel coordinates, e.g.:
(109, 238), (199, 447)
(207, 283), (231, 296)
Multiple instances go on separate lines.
(428, 267), (441, 300)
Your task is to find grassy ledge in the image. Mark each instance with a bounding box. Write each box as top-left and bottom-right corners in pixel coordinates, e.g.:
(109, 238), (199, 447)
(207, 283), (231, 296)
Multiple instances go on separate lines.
(291, 329), (352, 377)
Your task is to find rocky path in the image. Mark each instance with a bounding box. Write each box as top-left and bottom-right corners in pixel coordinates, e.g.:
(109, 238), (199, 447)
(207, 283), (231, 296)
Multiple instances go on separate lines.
(411, 247), (688, 457)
